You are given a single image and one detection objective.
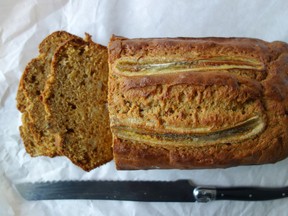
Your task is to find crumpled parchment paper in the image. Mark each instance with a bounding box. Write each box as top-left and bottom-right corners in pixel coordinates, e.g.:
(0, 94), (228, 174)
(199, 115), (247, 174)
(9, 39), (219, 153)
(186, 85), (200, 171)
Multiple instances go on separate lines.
(1, 0), (288, 215)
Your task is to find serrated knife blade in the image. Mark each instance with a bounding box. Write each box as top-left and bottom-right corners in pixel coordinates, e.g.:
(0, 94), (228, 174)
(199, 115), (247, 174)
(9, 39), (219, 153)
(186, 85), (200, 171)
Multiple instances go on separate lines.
(16, 180), (196, 202)
(15, 180), (288, 202)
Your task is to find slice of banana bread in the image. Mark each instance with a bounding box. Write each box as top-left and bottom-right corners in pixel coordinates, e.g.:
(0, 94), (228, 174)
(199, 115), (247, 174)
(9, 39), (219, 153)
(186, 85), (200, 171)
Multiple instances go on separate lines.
(43, 34), (113, 171)
(16, 31), (78, 157)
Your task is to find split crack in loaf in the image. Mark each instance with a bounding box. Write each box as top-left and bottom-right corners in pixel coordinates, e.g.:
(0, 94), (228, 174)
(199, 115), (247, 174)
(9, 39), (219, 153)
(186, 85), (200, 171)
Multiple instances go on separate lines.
(16, 31), (288, 171)
(108, 36), (288, 170)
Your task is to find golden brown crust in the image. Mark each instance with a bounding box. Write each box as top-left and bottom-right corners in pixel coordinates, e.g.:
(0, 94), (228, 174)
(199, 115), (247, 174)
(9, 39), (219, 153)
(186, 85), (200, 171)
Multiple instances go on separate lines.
(108, 36), (272, 64)
(113, 108), (288, 169)
(108, 36), (288, 170)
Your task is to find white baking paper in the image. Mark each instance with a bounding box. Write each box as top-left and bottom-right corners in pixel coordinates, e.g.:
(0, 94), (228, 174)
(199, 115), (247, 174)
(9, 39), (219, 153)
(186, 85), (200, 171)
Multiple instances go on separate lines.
(1, 0), (288, 215)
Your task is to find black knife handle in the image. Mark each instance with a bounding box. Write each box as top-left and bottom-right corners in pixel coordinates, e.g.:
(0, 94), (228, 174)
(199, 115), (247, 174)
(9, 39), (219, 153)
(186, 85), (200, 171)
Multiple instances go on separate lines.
(193, 186), (288, 202)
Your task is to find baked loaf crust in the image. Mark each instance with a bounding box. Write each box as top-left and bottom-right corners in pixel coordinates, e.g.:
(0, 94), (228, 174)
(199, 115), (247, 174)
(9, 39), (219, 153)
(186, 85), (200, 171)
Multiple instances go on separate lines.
(16, 31), (78, 156)
(108, 36), (288, 169)
(43, 35), (113, 171)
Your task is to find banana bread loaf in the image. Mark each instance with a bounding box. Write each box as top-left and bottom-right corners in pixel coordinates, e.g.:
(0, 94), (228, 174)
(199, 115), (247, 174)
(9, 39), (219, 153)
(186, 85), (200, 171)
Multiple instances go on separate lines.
(108, 36), (288, 169)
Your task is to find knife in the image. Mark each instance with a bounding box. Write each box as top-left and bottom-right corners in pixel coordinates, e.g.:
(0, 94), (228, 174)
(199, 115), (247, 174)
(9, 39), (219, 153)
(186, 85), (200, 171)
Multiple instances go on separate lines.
(15, 180), (288, 202)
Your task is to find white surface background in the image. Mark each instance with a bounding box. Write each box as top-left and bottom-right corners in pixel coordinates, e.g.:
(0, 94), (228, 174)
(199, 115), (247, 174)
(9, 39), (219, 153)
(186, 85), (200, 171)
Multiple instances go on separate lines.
(1, 0), (288, 215)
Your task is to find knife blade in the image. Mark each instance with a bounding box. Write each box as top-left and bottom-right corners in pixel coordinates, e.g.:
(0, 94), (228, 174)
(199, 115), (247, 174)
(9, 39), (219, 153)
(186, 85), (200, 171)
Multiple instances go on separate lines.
(15, 180), (288, 202)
